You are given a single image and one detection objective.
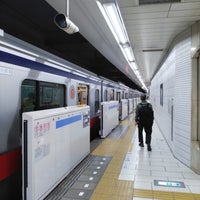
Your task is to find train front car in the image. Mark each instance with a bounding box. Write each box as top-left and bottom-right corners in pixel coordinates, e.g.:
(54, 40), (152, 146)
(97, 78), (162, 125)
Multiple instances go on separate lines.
(0, 35), (101, 199)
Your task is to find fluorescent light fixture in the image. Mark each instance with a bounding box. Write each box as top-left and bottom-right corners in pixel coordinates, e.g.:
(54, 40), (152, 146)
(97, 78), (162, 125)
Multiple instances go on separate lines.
(130, 62), (137, 70)
(97, 1), (147, 91)
(124, 47), (135, 62)
(103, 3), (127, 44)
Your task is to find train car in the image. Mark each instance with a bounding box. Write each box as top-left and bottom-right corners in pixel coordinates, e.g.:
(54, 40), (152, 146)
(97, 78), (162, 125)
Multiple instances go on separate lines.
(0, 33), (139, 199)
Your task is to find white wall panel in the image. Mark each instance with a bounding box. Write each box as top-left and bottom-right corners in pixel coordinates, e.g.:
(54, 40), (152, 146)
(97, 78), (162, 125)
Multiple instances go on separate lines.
(173, 29), (191, 166)
(150, 28), (192, 167)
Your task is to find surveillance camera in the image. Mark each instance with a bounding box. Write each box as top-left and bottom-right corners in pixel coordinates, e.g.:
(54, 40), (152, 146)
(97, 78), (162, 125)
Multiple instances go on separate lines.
(54, 13), (79, 34)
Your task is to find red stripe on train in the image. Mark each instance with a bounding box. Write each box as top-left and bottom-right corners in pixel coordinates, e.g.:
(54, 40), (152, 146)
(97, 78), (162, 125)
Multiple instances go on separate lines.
(0, 148), (21, 181)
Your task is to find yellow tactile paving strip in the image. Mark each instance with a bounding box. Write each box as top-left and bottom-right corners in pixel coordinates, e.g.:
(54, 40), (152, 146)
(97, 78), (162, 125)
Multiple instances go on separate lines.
(91, 115), (200, 200)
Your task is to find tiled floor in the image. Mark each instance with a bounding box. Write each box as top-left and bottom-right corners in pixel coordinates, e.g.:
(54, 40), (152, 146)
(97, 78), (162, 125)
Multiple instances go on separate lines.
(91, 114), (200, 200)
(47, 114), (200, 200)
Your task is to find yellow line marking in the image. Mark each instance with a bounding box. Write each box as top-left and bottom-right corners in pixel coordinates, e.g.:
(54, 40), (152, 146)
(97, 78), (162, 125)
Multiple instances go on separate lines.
(90, 114), (200, 200)
(128, 142), (133, 152)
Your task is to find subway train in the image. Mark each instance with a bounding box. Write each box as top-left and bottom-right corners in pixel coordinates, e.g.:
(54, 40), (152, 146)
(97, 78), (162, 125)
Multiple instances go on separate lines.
(0, 33), (141, 199)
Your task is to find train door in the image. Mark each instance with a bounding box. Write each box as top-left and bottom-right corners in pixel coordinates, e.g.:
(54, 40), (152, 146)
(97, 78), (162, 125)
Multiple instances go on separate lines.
(77, 83), (89, 105)
(90, 85), (101, 140)
(104, 89), (108, 101)
(198, 56), (200, 141)
(110, 88), (114, 100)
(170, 98), (174, 141)
(116, 91), (121, 101)
(117, 91), (122, 119)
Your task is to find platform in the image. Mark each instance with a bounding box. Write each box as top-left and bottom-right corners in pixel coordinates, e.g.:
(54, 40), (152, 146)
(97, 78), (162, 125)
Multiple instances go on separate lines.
(45, 114), (200, 200)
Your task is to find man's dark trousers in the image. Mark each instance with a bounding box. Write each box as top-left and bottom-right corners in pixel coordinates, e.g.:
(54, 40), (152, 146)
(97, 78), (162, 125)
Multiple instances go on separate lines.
(138, 122), (152, 145)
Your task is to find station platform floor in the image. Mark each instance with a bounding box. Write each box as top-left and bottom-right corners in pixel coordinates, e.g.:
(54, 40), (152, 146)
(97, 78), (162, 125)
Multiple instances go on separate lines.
(46, 114), (200, 200)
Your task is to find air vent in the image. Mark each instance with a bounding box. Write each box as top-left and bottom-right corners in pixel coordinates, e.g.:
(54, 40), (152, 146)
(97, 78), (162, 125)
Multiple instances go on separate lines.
(139, 0), (181, 5)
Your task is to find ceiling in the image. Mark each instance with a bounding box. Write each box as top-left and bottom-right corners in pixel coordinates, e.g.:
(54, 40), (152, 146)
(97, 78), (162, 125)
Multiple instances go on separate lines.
(0, 0), (200, 91)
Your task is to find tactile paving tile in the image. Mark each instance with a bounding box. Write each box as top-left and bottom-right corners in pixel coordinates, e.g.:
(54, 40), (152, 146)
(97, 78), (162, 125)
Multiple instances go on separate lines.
(63, 156), (111, 199)
(45, 155), (111, 200)
(63, 188), (92, 199)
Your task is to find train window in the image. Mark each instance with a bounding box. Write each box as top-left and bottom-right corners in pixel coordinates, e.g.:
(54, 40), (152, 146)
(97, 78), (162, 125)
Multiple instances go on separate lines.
(39, 82), (65, 109)
(125, 93), (129, 99)
(104, 89), (108, 101)
(78, 83), (88, 105)
(21, 80), (36, 112)
(95, 89), (100, 113)
(122, 91), (125, 99)
(21, 79), (65, 112)
(160, 83), (163, 106)
(116, 92), (121, 101)
(110, 89), (114, 100)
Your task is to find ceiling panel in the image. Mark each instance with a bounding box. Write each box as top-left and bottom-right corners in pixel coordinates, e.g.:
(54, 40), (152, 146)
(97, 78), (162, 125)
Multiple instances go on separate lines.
(1, 0), (200, 90)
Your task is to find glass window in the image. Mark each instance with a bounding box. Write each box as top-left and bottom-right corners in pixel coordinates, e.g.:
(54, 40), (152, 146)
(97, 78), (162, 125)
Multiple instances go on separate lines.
(21, 80), (36, 112)
(95, 89), (100, 113)
(39, 82), (65, 109)
(21, 79), (65, 112)
(104, 89), (108, 101)
(160, 83), (163, 106)
(110, 89), (114, 100)
(116, 92), (121, 101)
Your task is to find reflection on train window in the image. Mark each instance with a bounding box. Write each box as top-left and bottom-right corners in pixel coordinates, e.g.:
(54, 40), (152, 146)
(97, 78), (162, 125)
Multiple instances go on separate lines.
(104, 89), (108, 101)
(21, 80), (36, 112)
(21, 79), (65, 112)
(110, 89), (114, 100)
(125, 92), (129, 99)
(160, 83), (163, 106)
(122, 91), (125, 99)
(39, 82), (65, 109)
(95, 89), (100, 113)
(78, 83), (89, 105)
(116, 92), (121, 101)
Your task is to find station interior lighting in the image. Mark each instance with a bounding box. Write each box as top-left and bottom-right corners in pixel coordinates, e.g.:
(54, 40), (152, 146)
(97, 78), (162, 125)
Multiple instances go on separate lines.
(97, 0), (147, 91)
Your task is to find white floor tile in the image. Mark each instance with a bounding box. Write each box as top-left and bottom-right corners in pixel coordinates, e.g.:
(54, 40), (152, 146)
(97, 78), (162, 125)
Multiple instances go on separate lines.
(134, 181), (152, 190)
(118, 122), (200, 196)
(188, 185), (200, 194)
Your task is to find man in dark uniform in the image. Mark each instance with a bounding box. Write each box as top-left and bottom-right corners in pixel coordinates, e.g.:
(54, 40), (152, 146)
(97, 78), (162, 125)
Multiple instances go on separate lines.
(135, 94), (154, 151)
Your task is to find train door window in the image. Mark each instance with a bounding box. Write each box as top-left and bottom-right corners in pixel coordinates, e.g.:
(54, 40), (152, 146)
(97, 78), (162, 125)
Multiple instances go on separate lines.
(39, 82), (65, 109)
(104, 89), (108, 101)
(21, 80), (36, 112)
(122, 91), (125, 99)
(198, 57), (200, 141)
(116, 92), (121, 101)
(95, 89), (100, 113)
(160, 83), (163, 106)
(110, 89), (114, 100)
(125, 93), (129, 99)
(78, 83), (89, 105)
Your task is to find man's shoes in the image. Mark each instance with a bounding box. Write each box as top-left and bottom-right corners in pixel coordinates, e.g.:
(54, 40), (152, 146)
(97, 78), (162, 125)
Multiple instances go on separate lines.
(139, 142), (144, 147)
(147, 144), (152, 151)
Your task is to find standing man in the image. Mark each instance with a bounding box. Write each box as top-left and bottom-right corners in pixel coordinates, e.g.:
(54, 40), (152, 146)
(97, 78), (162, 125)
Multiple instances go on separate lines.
(135, 94), (154, 151)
